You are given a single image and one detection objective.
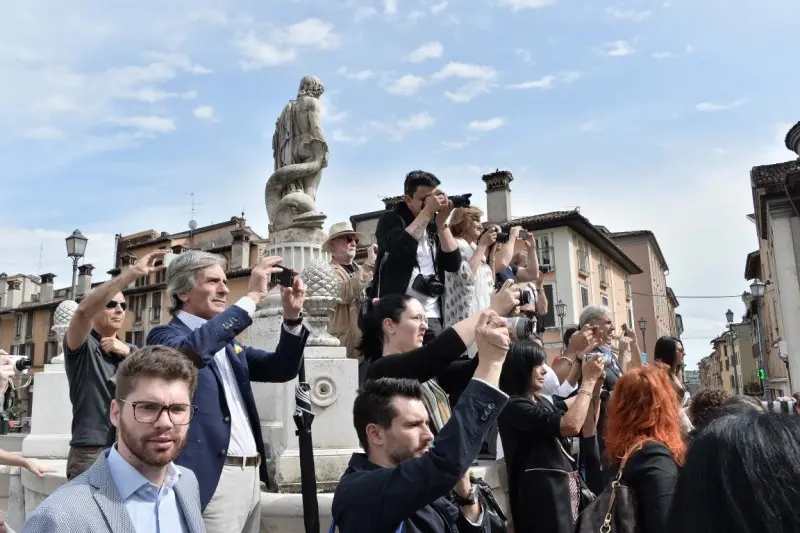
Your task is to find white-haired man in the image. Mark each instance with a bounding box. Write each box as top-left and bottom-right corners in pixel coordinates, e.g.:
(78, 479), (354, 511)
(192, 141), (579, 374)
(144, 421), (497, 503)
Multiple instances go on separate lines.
(147, 250), (309, 533)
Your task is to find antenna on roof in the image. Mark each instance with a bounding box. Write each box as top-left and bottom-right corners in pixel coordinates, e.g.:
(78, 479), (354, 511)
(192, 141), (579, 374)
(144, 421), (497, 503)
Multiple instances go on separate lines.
(37, 243), (43, 274)
(188, 192), (197, 232)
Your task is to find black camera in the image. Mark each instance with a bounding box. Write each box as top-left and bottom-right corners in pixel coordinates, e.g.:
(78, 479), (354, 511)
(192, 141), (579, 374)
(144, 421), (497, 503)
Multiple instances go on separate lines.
(495, 229), (527, 244)
(8, 356), (31, 372)
(270, 265), (294, 288)
(505, 317), (534, 340)
(450, 193), (473, 208)
(519, 287), (535, 306)
(412, 274), (445, 297)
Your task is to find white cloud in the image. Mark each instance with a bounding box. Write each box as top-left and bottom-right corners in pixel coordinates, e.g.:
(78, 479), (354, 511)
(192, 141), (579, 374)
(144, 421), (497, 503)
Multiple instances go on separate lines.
(432, 62), (497, 81)
(144, 52), (213, 75)
(127, 88), (197, 103)
(332, 129), (367, 145)
(467, 117), (506, 131)
(506, 75), (557, 90)
(695, 99), (749, 112)
(431, 1), (449, 13)
(605, 7), (652, 20)
(444, 82), (495, 103)
(397, 112), (435, 131)
(441, 137), (476, 149)
(337, 66), (375, 80)
(407, 42), (444, 63)
(498, 0), (557, 10)
(685, 44), (695, 53)
(579, 121), (599, 132)
(22, 126), (64, 140)
(516, 48), (532, 63)
(193, 106), (214, 120)
(319, 95), (348, 123)
(384, 0), (398, 15)
(599, 40), (635, 56)
(113, 115), (176, 134)
(354, 6), (378, 22)
(714, 148), (729, 155)
(385, 74), (427, 96)
(407, 10), (426, 22)
(234, 19), (340, 70)
(652, 52), (675, 59)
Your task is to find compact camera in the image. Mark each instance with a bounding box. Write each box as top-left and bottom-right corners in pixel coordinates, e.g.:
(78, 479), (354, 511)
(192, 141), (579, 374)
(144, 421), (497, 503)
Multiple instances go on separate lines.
(495, 229), (528, 244)
(7, 356), (31, 373)
(519, 287), (535, 306)
(449, 193), (473, 209)
(412, 274), (445, 297)
(505, 317), (535, 341)
(270, 265), (295, 288)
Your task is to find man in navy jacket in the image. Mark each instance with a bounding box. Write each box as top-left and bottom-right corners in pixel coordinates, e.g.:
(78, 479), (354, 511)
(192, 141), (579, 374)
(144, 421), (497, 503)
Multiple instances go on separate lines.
(147, 250), (309, 533)
(332, 310), (510, 533)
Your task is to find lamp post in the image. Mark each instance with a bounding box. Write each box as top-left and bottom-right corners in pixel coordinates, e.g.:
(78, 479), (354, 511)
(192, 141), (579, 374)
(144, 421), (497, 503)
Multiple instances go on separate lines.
(65, 229), (88, 299)
(556, 299), (567, 341)
(638, 316), (647, 364)
(725, 308), (741, 395)
(748, 279), (772, 402)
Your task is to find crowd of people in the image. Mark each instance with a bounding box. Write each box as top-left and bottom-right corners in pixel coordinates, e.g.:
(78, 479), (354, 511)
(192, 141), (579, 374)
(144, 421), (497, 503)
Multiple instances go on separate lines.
(8, 169), (800, 533)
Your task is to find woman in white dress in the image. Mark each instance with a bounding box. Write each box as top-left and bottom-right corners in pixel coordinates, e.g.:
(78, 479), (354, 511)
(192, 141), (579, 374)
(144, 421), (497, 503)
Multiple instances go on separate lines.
(443, 207), (501, 356)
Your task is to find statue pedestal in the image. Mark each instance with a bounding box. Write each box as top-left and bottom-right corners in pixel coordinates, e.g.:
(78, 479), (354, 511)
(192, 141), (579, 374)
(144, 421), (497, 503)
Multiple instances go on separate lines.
(22, 363), (72, 459)
(239, 225), (360, 490)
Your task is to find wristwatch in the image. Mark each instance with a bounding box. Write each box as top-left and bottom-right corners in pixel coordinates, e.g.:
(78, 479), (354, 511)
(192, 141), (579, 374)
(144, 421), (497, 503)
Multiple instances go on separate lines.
(453, 484), (477, 506)
(283, 313), (304, 327)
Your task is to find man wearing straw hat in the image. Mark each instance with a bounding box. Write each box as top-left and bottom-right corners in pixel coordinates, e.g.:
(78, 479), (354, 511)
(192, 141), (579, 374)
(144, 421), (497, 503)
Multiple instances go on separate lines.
(324, 221), (377, 362)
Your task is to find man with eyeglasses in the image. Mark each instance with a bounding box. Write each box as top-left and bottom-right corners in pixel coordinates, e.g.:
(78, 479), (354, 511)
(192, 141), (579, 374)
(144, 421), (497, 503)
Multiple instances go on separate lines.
(23, 345), (206, 533)
(64, 249), (166, 480)
(324, 221), (377, 364)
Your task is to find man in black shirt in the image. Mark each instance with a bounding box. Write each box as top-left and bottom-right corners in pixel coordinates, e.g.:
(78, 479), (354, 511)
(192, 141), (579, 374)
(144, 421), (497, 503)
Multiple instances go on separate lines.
(63, 249), (165, 479)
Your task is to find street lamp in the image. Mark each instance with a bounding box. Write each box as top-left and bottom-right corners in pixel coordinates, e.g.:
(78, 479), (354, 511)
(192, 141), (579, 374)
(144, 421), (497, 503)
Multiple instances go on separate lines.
(725, 309), (741, 395)
(638, 317), (647, 363)
(556, 299), (567, 340)
(65, 229), (88, 299)
(748, 279), (772, 402)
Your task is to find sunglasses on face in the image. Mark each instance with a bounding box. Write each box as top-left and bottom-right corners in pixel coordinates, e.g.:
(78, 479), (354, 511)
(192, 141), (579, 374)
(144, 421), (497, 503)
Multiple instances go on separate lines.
(106, 301), (128, 311)
(343, 235), (359, 243)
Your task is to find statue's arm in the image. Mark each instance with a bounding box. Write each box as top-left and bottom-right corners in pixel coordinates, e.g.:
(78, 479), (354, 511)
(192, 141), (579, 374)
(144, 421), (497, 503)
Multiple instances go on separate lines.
(306, 98), (326, 142)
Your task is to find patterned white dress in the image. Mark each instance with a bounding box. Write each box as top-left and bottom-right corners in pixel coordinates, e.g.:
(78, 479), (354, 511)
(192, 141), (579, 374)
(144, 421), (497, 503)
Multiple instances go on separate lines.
(443, 239), (494, 357)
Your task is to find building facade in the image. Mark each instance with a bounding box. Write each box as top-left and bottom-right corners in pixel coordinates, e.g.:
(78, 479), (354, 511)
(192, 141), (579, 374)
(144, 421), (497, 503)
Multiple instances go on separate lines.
(350, 171), (644, 362)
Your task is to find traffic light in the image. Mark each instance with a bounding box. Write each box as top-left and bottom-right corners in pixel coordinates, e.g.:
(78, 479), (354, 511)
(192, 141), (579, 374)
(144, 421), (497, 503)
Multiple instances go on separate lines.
(757, 368), (767, 381)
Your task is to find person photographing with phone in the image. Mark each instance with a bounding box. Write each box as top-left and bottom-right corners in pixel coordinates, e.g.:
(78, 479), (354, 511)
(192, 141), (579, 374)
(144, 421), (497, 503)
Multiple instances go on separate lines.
(146, 250), (309, 533)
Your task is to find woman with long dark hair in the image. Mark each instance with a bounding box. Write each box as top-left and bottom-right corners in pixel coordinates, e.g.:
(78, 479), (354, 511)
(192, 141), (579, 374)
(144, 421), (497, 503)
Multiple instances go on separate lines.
(604, 364), (685, 533)
(653, 335), (693, 433)
(669, 412), (800, 533)
(498, 339), (605, 533)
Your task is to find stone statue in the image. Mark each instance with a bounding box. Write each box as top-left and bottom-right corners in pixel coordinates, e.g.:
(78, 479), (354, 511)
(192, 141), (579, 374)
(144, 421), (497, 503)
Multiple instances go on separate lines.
(266, 75), (329, 233)
(50, 300), (78, 364)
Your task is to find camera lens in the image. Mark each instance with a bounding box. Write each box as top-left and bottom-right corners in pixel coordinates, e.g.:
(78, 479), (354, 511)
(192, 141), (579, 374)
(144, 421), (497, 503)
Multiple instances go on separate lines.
(14, 358), (31, 372)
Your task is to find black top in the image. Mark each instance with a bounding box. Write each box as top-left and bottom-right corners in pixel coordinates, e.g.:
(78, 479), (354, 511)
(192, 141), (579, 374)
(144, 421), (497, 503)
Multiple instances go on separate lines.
(498, 395), (577, 533)
(495, 264), (518, 288)
(605, 441), (679, 533)
(370, 202), (462, 315)
(64, 331), (133, 447)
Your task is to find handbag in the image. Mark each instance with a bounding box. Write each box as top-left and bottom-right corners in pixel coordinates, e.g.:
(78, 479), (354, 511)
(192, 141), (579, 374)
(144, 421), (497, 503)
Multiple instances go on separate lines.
(574, 444), (642, 533)
(472, 475), (508, 533)
(328, 520), (402, 533)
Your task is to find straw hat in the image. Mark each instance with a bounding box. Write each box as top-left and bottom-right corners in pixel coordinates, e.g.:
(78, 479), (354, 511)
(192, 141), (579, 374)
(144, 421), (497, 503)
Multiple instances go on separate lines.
(323, 221), (364, 251)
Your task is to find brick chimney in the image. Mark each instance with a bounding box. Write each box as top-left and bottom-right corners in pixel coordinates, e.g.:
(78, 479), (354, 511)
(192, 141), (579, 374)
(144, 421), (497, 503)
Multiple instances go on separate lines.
(6, 280), (22, 308)
(785, 122), (800, 157)
(230, 228), (251, 271)
(482, 170), (514, 224)
(77, 264), (94, 297)
(382, 196), (403, 211)
(39, 273), (56, 302)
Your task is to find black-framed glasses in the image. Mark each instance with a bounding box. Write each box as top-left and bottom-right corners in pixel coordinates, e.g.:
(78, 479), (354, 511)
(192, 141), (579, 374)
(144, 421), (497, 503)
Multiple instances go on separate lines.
(119, 400), (196, 425)
(106, 300), (128, 311)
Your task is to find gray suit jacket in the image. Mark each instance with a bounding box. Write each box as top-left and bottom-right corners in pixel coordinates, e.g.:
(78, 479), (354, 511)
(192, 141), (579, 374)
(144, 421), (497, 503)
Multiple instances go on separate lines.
(22, 449), (205, 533)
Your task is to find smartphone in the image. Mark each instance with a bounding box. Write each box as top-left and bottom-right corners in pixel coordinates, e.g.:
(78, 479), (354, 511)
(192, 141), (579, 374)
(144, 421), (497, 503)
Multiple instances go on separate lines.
(519, 229), (529, 240)
(162, 249), (175, 267)
(270, 265), (294, 288)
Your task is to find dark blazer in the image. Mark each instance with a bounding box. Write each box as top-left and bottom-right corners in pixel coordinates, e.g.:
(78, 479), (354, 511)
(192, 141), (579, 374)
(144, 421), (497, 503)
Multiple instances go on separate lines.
(370, 202), (462, 313)
(146, 304), (309, 509)
(332, 379), (508, 533)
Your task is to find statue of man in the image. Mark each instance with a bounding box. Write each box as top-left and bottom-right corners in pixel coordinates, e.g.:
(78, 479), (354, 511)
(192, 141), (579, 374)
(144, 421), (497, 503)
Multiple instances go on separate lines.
(267, 75), (329, 232)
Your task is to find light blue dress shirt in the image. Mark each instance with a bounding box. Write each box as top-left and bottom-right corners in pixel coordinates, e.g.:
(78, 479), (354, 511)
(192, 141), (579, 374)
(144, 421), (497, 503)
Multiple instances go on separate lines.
(106, 446), (189, 533)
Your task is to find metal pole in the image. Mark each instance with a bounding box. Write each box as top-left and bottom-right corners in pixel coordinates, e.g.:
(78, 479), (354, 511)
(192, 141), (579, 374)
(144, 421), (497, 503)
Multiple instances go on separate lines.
(729, 324), (741, 395)
(754, 302), (772, 402)
(559, 315), (564, 342)
(640, 328), (646, 363)
(69, 257), (79, 300)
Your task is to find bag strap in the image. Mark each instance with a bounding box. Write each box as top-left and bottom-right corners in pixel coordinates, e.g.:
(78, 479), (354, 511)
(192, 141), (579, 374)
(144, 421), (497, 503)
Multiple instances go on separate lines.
(600, 441), (651, 532)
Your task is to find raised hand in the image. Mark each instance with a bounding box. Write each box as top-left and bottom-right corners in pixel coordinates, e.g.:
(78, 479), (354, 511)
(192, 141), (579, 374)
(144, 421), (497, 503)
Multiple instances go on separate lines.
(248, 256), (285, 303)
(367, 244), (378, 264)
(490, 279), (520, 316)
(474, 310), (511, 364)
(281, 274), (306, 320)
(100, 337), (131, 357)
(131, 249), (168, 278)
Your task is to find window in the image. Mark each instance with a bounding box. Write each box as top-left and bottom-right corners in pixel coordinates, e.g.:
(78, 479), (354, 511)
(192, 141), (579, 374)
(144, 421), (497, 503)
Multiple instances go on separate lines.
(134, 276), (149, 288)
(155, 268), (166, 285)
(624, 273), (632, 300)
(14, 316), (22, 338)
(133, 295), (145, 324)
(539, 285), (556, 328)
(577, 241), (589, 274)
(627, 308), (633, 328)
(730, 375), (735, 389)
(580, 285), (590, 308)
(725, 359), (730, 371)
(48, 310), (56, 330)
(25, 313), (34, 339)
(150, 292), (162, 322)
(598, 255), (608, 286)
(133, 330), (144, 348)
(601, 295), (609, 307)
(536, 235), (554, 272)
(24, 342), (35, 357)
(44, 341), (58, 364)
(125, 331), (133, 344)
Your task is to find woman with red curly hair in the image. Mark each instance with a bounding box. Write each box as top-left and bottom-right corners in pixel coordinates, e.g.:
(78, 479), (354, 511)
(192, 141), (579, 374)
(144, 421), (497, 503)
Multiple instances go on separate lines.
(604, 363), (685, 533)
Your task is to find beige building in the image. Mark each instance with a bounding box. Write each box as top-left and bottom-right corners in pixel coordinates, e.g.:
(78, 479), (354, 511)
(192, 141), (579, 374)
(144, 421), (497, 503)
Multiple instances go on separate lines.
(608, 231), (682, 361)
(746, 122), (800, 394)
(710, 333), (738, 395)
(698, 354), (714, 390)
(350, 171), (644, 363)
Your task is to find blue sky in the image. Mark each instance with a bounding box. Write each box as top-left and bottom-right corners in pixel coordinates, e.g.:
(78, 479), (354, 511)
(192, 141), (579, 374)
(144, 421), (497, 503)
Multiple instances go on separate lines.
(1, 0), (798, 369)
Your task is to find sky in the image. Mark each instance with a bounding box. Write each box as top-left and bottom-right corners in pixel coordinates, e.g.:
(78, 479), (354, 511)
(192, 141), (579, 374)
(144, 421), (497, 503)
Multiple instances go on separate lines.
(1, 0), (799, 370)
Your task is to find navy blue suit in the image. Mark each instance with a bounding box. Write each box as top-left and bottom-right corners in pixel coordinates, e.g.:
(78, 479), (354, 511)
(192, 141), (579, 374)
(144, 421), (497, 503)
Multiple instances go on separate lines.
(146, 303), (309, 509)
